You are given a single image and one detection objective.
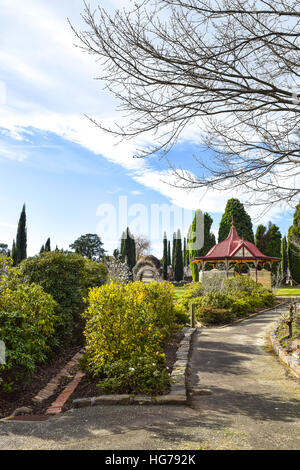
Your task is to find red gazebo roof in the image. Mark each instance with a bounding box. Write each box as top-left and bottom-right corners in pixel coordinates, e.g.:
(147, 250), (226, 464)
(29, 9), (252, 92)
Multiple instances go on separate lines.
(192, 220), (280, 263)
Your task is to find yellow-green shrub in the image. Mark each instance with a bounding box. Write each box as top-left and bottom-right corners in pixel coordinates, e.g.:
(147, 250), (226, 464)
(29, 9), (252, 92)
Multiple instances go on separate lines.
(83, 281), (176, 378)
(196, 306), (233, 325)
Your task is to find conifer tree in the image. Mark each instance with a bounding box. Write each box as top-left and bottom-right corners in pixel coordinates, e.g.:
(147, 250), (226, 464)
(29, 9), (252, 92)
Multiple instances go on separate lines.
(255, 225), (267, 253)
(219, 199), (254, 243)
(174, 229), (183, 281)
(162, 232), (168, 280)
(188, 210), (215, 281)
(167, 241), (171, 266)
(288, 203), (300, 283)
(281, 236), (288, 282)
(120, 227), (136, 272)
(11, 240), (16, 266)
(15, 204), (27, 265)
(172, 232), (176, 269)
(45, 238), (51, 252)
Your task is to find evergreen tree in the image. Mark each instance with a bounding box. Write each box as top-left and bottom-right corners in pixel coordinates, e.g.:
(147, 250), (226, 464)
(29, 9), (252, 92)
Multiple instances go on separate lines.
(255, 225), (267, 253)
(162, 232), (168, 280)
(218, 199), (254, 243)
(15, 204), (27, 265)
(281, 236), (288, 282)
(188, 210), (215, 281)
(174, 229), (183, 281)
(264, 222), (282, 258)
(120, 227), (136, 272)
(183, 237), (187, 267)
(11, 240), (16, 266)
(288, 203), (300, 283)
(167, 241), (171, 266)
(70, 233), (105, 260)
(45, 238), (51, 252)
(171, 232), (176, 269)
(40, 245), (45, 254)
(255, 222), (281, 273)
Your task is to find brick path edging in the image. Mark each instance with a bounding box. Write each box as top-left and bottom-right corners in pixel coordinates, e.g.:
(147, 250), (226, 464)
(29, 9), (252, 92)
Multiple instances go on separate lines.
(72, 327), (197, 409)
(269, 321), (300, 379)
(33, 348), (85, 404)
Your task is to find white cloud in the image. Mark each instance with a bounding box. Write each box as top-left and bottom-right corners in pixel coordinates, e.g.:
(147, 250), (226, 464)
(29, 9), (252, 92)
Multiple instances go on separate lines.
(0, 0), (293, 232)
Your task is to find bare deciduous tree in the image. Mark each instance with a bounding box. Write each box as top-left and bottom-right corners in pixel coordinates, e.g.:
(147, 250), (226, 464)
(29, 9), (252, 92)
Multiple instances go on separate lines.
(134, 234), (151, 260)
(71, 0), (300, 207)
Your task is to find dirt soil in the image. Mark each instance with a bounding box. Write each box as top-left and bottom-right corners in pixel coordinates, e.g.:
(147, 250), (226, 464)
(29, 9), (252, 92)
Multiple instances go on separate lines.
(0, 345), (82, 419)
(64, 328), (184, 407)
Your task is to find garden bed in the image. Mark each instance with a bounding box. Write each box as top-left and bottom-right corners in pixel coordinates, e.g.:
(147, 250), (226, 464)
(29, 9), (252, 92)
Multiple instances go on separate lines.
(275, 312), (300, 352)
(63, 328), (184, 411)
(0, 345), (82, 419)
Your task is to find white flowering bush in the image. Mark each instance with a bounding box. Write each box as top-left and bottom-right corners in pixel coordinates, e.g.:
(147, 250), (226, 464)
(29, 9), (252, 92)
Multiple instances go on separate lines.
(105, 255), (132, 284)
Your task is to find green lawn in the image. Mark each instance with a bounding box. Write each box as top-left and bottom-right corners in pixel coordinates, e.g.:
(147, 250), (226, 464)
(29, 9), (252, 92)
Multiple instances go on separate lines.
(174, 287), (185, 299)
(274, 288), (300, 296)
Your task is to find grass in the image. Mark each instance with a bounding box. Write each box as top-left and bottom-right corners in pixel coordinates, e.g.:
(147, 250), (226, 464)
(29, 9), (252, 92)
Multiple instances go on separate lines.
(174, 287), (186, 299)
(274, 288), (300, 296)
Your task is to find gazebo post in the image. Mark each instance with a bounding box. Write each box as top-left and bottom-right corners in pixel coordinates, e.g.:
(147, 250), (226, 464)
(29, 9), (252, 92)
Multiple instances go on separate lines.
(254, 261), (258, 283)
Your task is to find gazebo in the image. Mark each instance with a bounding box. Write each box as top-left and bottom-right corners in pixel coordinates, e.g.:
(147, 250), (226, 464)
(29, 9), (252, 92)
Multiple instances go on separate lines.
(191, 219), (280, 289)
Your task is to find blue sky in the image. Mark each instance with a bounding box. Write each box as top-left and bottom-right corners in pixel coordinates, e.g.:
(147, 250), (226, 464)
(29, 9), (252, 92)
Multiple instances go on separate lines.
(0, 0), (295, 257)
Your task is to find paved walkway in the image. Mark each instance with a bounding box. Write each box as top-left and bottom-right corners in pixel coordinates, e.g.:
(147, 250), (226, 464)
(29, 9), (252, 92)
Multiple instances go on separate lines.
(0, 306), (299, 450)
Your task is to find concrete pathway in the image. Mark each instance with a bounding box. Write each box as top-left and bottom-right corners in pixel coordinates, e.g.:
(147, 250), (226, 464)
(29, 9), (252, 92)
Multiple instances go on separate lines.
(189, 306), (300, 450)
(0, 306), (299, 450)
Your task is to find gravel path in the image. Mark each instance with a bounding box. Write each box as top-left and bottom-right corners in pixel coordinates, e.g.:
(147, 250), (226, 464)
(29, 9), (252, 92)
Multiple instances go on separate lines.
(0, 306), (299, 450)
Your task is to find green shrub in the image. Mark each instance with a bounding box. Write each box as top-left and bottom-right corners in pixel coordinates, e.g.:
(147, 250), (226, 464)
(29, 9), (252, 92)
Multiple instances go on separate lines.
(83, 281), (176, 391)
(0, 283), (56, 390)
(176, 282), (203, 310)
(144, 281), (176, 337)
(97, 356), (169, 395)
(198, 292), (232, 309)
(196, 306), (234, 325)
(223, 275), (265, 294)
(20, 252), (107, 341)
(174, 303), (190, 325)
(83, 258), (107, 289)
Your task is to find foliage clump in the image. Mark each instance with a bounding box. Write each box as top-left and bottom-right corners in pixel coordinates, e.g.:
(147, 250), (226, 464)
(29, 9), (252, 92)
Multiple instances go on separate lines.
(177, 274), (275, 325)
(0, 256), (57, 391)
(20, 251), (107, 341)
(83, 281), (177, 394)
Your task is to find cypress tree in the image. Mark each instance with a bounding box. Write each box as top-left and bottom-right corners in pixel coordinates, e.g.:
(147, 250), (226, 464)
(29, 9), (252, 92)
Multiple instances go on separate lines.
(172, 232), (176, 269)
(255, 222), (281, 273)
(167, 241), (171, 266)
(255, 225), (267, 253)
(287, 203), (300, 283)
(40, 245), (45, 254)
(121, 227), (136, 272)
(162, 232), (168, 280)
(15, 204), (27, 265)
(174, 229), (183, 281)
(219, 199), (254, 243)
(183, 237), (187, 267)
(11, 240), (16, 266)
(45, 238), (51, 252)
(188, 211), (215, 281)
(281, 236), (288, 282)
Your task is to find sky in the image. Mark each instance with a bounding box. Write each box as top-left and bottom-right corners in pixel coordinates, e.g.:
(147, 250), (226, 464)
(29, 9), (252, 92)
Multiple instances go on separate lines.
(0, 0), (296, 258)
